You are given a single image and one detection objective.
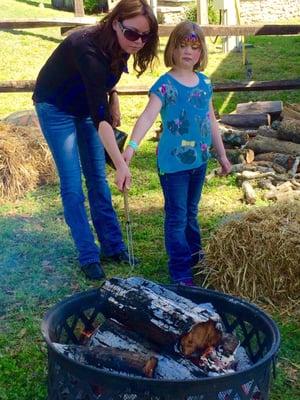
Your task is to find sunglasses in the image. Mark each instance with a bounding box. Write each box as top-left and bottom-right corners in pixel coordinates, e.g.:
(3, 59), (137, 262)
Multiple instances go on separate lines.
(118, 21), (150, 43)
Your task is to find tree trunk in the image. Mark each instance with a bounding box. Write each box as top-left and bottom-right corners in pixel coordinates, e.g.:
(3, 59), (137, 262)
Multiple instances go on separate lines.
(245, 135), (300, 156)
(100, 277), (222, 355)
(220, 113), (271, 128)
(257, 125), (279, 139)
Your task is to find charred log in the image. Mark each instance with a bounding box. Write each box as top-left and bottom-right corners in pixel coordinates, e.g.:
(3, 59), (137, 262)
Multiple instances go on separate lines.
(88, 319), (205, 379)
(53, 342), (158, 378)
(100, 277), (222, 355)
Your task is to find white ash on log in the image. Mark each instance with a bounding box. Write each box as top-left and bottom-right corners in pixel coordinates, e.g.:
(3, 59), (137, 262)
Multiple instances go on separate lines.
(220, 113), (271, 128)
(277, 119), (300, 144)
(235, 101), (282, 122)
(88, 319), (205, 379)
(53, 343), (158, 378)
(245, 135), (300, 156)
(100, 277), (223, 356)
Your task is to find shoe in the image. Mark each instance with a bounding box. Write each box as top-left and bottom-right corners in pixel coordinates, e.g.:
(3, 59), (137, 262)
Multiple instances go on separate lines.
(81, 262), (105, 280)
(103, 250), (140, 266)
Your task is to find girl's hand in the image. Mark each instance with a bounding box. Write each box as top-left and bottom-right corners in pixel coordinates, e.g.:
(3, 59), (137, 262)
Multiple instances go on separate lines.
(109, 95), (121, 128)
(115, 163), (131, 191)
(219, 156), (232, 175)
(123, 146), (135, 166)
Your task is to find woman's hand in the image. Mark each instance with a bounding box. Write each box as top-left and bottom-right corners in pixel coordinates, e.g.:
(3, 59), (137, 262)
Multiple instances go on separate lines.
(219, 155), (232, 175)
(123, 146), (135, 166)
(115, 162), (131, 191)
(109, 93), (121, 128)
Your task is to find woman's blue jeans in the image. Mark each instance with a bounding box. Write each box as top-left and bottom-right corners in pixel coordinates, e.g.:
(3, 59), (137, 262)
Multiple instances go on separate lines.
(159, 164), (207, 283)
(35, 102), (125, 266)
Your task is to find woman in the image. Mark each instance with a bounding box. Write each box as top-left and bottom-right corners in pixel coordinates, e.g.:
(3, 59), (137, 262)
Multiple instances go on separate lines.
(33, 0), (159, 280)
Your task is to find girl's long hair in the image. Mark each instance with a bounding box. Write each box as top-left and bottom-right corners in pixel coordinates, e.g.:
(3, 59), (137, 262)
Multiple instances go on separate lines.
(164, 21), (208, 71)
(93, 0), (159, 77)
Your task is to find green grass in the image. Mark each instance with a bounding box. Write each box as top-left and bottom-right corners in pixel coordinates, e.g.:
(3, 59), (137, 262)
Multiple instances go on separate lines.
(0, 1), (300, 399)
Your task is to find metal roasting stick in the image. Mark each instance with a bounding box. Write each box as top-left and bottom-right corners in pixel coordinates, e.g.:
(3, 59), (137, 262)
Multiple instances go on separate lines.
(123, 188), (135, 268)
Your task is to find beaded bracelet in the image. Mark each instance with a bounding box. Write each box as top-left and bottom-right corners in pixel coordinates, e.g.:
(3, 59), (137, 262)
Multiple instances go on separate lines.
(128, 140), (139, 151)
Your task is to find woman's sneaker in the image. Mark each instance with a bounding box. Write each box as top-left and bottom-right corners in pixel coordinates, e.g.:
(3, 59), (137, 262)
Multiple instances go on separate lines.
(81, 262), (105, 280)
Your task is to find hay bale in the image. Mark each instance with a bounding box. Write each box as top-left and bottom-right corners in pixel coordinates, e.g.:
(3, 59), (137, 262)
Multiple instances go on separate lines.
(204, 202), (300, 310)
(0, 122), (56, 200)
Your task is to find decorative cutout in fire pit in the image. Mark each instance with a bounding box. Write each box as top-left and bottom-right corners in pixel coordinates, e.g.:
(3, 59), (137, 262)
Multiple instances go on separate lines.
(42, 278), (280, 400)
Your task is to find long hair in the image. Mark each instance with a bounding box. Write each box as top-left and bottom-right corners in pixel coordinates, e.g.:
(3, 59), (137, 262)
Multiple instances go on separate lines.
(93, 0), (159, 77)
(164, 21), (208, 71)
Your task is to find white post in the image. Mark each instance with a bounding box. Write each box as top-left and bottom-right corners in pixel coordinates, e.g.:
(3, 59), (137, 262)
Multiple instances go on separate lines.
(196, 0), (208, 25)
(74, 0), (85, 17)
(150, 0), (158, 17)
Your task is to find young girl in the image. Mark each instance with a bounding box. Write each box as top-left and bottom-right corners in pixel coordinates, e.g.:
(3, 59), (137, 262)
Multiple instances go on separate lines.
(123, 21), (231, 285)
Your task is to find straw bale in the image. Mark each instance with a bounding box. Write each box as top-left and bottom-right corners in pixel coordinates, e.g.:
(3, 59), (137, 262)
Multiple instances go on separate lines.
(0, 122), (56, 200)
(204, 202), (300, 310)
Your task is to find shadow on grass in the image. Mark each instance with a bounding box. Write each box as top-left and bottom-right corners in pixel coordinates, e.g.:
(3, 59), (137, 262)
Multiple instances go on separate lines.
(15, 0), (53, 9)
(5, 28), (61, 44)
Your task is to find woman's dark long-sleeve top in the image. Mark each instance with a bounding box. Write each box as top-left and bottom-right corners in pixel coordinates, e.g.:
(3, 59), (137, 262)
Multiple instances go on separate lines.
(33, 26), (126, 129)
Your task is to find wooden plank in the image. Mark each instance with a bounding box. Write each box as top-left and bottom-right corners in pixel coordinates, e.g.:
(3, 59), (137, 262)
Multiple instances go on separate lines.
(0, 20), (299, 36)
(1, 79), (299, 94)
(0, 17), (97, 30)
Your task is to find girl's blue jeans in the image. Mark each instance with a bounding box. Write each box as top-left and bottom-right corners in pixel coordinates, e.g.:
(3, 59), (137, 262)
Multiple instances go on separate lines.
(159, 164), (207, 283)
(35, 102), (125, 266)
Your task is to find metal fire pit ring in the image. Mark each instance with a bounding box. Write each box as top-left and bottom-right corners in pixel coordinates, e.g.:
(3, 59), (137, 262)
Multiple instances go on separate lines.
(41, 284), (280, 400)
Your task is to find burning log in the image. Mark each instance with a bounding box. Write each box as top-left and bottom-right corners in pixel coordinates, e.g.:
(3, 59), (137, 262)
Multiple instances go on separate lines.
(100, 277), (223, 355)
(220, 113), (271, 128)
(245, 135), (300, 156)
(53, 342), (158, 378)
(88, 319), (205, 379)
(277, 119), (300, 144)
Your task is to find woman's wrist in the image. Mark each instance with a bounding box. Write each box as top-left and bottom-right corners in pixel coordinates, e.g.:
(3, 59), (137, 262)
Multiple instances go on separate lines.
(128, 139), (139, 152)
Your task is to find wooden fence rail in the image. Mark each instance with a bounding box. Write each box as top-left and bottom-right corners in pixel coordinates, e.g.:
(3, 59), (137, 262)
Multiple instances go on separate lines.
(1, 79), (300, 94)
(0, 19), (299, 37)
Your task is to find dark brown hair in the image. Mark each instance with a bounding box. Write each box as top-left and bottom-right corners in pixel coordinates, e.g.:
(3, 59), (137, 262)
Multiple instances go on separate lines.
(164, 21), (208, 71)
(94, 0), (159, 77)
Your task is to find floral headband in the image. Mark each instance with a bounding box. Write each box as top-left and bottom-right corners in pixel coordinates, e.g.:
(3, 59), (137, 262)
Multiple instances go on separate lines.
(180, 32), (201, 47)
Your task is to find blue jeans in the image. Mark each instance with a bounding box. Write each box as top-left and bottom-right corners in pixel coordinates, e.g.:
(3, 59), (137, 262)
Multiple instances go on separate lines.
(35, 102), (125, 266)
(159, 164), (207, 283)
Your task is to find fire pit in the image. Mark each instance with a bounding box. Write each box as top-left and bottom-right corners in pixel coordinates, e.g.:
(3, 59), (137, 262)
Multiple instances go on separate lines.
(42, 283), (280, 400)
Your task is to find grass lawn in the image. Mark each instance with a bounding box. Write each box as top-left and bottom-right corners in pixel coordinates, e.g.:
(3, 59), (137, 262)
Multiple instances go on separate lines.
(0, 1), (299, 399)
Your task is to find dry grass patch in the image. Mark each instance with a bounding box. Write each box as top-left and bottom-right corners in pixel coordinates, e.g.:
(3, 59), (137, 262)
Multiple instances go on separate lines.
(0, 122), (56, 200)
(202, 202), (300, 313)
